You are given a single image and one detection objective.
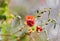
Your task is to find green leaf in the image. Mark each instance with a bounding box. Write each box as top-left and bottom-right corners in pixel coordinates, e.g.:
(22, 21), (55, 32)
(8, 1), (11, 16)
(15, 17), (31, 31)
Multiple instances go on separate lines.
(12, 34), (17, 39)
(21, 35), (26, 41)
(32, 26), (36, 31)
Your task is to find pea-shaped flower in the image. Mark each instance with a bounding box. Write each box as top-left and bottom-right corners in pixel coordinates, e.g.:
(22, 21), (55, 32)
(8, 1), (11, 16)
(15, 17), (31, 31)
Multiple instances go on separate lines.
(26, 15), (35, 27)
(36, 26), (43, 32)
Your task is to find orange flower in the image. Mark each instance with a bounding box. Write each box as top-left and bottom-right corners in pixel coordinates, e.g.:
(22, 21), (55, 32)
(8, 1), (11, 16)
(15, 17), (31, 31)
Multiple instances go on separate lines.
(26, 15), (35, 27)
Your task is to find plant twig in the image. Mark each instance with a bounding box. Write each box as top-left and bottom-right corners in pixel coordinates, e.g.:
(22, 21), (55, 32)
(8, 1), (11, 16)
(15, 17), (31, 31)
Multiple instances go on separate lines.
(0, 34), (11, 36)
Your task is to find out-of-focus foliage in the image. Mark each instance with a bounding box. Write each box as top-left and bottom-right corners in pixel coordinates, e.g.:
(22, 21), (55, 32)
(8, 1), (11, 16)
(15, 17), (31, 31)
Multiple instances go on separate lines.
(0, 0), (15, 41)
